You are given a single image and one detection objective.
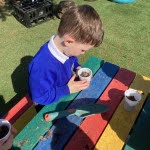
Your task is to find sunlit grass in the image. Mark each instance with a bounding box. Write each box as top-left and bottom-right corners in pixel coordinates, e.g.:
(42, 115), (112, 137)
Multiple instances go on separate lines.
(0, 0), (149, 113)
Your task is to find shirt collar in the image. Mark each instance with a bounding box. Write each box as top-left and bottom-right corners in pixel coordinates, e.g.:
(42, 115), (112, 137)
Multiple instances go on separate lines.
(48, 35), (69, 64)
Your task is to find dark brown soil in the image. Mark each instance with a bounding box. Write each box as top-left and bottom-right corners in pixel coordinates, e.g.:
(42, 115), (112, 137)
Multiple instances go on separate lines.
(80, 71), (90, 77)
(0, 125), (9, 139)
(126, 96), (137, 101)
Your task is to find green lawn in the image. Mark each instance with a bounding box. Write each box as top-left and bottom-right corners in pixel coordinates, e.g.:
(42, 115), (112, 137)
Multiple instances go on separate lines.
(0, 0), (150, 114)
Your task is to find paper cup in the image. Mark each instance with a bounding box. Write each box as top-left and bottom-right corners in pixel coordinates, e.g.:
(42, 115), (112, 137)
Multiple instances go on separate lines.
(124, 89), (142, 111)
(78, 68), (92, 82)
(0, 119), (11, 145)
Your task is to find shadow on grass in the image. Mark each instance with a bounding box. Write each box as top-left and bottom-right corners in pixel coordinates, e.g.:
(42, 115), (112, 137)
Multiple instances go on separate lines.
(0, 56), (33, 115)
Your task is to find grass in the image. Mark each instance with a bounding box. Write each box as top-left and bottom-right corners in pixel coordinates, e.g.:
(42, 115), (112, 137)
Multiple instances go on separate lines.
(0, 0), (150, 114)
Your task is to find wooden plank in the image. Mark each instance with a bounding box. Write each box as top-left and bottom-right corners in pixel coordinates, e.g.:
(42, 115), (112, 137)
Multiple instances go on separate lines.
(3, 95), (33, 124)
(124, 95), (150, 150)
(12, 56), (104, 150)
(34, 62), (119, 150)
(94, 75), (150, 150)
(65, 68), (135, 150)
(12, 105), (37, 136)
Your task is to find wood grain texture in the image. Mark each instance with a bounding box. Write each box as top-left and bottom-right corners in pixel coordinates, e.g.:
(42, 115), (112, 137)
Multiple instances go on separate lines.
(124, 95), (150, 150)
(94, 75), (150, 150)
(12, 56), (104, 150)
(34, 62), (119, 150)
(65, 68), (135, 150)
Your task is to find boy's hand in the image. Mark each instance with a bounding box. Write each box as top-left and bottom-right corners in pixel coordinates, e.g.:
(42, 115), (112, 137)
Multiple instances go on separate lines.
(68, 74), (90, 93)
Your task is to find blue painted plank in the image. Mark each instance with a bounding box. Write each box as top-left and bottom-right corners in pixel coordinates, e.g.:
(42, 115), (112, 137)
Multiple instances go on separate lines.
(34, 62), (119, 150)
(11, 56), (104, 150)
(124, 95), (150, 150)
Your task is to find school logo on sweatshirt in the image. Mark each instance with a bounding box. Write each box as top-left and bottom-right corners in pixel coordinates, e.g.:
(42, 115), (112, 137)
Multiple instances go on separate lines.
(71, 63), (74, 72)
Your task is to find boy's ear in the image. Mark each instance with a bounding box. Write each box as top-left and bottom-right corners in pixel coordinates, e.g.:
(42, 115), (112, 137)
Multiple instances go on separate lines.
(63, 35), (75, 46)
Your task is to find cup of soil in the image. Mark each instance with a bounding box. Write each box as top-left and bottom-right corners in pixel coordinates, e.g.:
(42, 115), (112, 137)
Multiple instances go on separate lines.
(78, 68), (92, 82)
(0, 119), (11, 145)
(124, 89), (142, 111)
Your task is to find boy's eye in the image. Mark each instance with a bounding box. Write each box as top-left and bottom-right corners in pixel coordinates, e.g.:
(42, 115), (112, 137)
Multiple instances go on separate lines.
(81, 50), (85, 52)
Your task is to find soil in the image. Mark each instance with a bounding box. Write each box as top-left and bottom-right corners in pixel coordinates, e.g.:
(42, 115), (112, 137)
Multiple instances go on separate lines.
(0, 125), (9, 139)
(80, 71), (90, 77)
(126, 96), (137, 101)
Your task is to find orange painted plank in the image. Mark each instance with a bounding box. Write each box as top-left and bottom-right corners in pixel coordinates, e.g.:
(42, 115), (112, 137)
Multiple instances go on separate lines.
(64, 68), (135, 150)
(3, 95), (33, 124)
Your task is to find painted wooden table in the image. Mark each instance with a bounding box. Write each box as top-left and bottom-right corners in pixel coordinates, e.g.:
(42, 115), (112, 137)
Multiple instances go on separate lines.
(11, 56), (150, 150)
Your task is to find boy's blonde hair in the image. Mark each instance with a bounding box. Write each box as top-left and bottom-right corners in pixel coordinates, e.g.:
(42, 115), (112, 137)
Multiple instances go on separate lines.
(58, 4), (104, 47)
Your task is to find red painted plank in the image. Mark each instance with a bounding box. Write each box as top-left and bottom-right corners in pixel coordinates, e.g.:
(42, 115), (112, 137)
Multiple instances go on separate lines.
(3, 94), (33, 124)
(64, 68), (135, 150)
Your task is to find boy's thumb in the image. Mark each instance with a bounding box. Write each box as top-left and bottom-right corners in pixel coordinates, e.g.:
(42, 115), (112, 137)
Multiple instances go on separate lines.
(70, 74), (76, 81)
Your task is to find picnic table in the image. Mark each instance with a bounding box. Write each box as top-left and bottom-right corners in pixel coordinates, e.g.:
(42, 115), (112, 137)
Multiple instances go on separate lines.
(10, 56), (150, 150)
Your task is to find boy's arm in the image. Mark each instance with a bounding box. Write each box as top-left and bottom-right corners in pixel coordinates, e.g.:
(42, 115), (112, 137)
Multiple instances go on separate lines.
(28, 66), (70, 105)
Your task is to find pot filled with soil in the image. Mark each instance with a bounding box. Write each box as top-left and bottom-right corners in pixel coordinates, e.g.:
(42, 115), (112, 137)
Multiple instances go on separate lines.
(78, 68), (92, 82)
(124, 89), (142, 111)
(0, 119), (11, 145)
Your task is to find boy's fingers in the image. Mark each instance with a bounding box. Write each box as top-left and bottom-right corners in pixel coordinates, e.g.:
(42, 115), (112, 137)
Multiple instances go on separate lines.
(2, 134), (14, 150)
(78, 81), (90, 88)
(79, 80), (89, 84)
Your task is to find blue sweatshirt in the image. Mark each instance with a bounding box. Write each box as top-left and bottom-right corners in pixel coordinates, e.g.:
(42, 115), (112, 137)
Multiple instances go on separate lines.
(28, 35), (80, 105)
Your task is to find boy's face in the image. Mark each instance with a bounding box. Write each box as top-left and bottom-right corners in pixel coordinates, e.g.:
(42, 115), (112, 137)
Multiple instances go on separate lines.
(63, 35), (94, 57)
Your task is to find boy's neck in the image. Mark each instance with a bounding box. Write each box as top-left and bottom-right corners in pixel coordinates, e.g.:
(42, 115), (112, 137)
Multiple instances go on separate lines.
(53, 34), (65, 54)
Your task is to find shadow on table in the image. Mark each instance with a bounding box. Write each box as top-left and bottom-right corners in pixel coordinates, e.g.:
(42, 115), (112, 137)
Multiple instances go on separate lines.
(34, 99), (99, 150)
(10, 145), (21, 150)
(100, 88), (127, 141)
(0, 56), (33, 115)
(51, 99), (99, 150)
(51, 118), (99, 150)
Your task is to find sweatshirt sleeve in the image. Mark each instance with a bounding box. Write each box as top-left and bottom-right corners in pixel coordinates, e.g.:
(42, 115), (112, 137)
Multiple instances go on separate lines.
(28, 62), (70, 105)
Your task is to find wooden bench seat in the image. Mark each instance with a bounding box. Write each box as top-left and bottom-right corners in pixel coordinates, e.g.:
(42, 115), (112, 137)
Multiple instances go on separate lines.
(3, 95), (33, 124)
(3, 95), (37, 135)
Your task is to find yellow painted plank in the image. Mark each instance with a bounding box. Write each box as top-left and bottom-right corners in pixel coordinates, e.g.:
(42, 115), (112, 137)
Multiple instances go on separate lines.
(13, 105), (37, 136)
(94, 74), (150, 150)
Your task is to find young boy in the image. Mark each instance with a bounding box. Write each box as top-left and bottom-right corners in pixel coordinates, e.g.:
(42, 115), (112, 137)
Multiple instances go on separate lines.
(28, 4), (104, 109)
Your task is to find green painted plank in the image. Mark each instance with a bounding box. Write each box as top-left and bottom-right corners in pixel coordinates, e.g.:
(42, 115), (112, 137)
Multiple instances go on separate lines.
(11, 56), (104, 150)
(124, 95), (150, 150)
